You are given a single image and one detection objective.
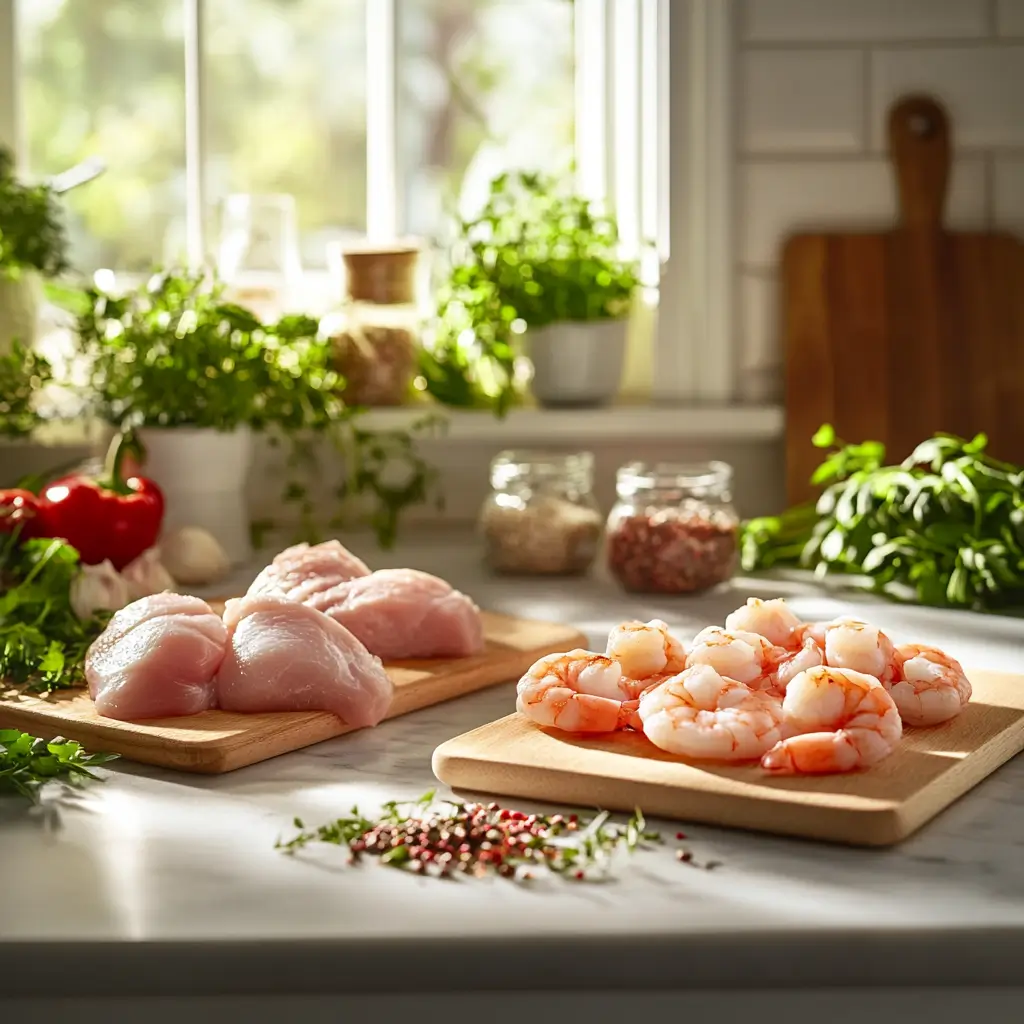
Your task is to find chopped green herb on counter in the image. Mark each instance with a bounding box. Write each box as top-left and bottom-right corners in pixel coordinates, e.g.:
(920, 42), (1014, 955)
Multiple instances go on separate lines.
(740, 425), (1024, 611)
(0, 729), (118, 801)
(0, 529), (111, 692)
(277, 792), (714, 881)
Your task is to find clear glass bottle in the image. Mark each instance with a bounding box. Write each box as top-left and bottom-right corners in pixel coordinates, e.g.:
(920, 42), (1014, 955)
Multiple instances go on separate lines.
(320, 242), (422, 407)
(479, 450), (604, 576)
(605, 461), (739, 594)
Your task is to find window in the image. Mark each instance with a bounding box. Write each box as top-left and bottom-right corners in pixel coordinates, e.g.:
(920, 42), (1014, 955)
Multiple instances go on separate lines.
(2, 0), (738, 405)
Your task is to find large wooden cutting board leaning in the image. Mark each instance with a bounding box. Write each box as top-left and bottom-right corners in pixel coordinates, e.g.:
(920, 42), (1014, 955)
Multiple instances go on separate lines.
(432, 668), (1024, 847)
(0, 609), (586, 774)
(783, 94), (1024, 507)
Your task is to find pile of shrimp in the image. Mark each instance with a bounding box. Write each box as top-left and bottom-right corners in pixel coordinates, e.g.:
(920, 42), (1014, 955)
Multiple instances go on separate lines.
(515, 598), (972, 776)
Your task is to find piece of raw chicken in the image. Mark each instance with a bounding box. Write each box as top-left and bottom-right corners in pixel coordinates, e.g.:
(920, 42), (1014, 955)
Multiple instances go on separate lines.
(300, 568), (485, 661)
(215, 594), (394, 727)
(247, 540), (370, 603)
(85, 593), (227, 720)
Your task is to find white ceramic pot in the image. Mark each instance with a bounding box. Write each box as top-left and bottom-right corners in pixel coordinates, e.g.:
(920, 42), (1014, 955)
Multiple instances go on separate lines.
(0, 271), (42, 356)
(138, 426), (254, 567)
(523, 318), (628, 408)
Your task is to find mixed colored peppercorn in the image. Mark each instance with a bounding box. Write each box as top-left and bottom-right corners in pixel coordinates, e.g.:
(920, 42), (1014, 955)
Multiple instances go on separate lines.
(277, 793), (722, 881)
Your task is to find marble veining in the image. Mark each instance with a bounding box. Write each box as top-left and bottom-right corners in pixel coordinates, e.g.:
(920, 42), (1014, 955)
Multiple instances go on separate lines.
(3, 529), (1024, 960)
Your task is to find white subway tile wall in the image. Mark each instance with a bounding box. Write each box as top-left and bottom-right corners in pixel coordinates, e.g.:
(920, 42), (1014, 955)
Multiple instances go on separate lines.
(736, 0), (1024, 396)
(996, 0), (1024, 36)
(741, 50), (865, 153)
(741, 0), (991, 43)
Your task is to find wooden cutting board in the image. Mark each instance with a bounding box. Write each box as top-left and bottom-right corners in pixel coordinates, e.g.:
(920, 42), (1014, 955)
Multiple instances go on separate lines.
(0, 611), (586, 774)
(432, 667), (1024, 846)
(783, 94), (1024, 507)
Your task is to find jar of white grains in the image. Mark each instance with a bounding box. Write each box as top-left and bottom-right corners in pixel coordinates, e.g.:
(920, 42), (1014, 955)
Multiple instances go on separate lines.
(479, 450), (604, 576)
(605, 461), (739, 594)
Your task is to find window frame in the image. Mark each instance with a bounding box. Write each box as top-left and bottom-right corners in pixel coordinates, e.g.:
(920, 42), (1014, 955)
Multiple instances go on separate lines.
(0, 0), (736, 406)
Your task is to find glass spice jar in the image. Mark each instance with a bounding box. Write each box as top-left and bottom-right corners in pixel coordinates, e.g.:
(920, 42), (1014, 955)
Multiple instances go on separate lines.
(320, 243), (422, 407)
(479, 450), (604, 576)
(605, 461), (739, 594)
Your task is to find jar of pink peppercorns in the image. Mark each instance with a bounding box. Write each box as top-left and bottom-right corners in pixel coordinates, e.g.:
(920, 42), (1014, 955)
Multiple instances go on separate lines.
(605, 461), (739, 594)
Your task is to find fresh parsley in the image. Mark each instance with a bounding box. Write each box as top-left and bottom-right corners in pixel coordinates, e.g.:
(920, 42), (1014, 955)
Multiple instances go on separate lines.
(0, 530), (111, 692)
(0, 729), (117, 802)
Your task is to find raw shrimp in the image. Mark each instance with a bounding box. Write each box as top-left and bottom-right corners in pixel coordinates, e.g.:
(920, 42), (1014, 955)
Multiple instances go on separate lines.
(813, 617), (900, 683)
(685, 626), (781, 691)
(888, 644), (972, 727)
(638, 664), (785, 762)
(724, 598), (804, 648)
(760, 666), (902, 775)
(516, 649), (641, 733)
(605, 619), (687, 686)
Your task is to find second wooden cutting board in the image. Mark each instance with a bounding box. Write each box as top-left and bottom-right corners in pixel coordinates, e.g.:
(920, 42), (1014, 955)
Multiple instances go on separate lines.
(432, 667), (1024, 847)
(783, 94), (1024, 506)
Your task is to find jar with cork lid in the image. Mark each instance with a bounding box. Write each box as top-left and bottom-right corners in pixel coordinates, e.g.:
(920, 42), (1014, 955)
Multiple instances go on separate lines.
(320, 242), (422, 407)
(479, 450), (604, 576)
(605, 461), (739, 593)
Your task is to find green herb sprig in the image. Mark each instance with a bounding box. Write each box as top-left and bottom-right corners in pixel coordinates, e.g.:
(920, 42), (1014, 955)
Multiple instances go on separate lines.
(277, 791), (667, 882)
(0, 146), (69, 278)
(741, 424), (1024, 610)
(0, 729), (117, 801)
(0, 531), (111, 692)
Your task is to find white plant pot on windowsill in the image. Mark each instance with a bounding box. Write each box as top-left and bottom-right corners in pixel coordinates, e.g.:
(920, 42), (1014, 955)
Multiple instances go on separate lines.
(0, 270), (42, 356)
(522, 317), (628, 409)
(137, 426), (254, 567)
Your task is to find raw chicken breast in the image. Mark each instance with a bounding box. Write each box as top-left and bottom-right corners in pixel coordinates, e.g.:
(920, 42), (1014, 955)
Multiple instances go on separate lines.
(85, 593), (227, 721)
(215, 594), (394, 727)
(247, 539), (371, 604)
(303, 568), (485, 660)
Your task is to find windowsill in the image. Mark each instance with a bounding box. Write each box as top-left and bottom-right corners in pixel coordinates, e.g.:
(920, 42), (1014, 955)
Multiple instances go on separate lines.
(5, 403), (785, 451)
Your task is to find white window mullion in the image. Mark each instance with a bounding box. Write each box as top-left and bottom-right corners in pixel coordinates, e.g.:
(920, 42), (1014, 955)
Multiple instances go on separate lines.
(642, 0), (668, 264)
(0, 0), (18, 158)
(183, 0), (207, 267)
(610, 0), (641, 258)
(366, 0), (398, 241)
(573, 0), (610, 206)
(652, 0), (735, 403)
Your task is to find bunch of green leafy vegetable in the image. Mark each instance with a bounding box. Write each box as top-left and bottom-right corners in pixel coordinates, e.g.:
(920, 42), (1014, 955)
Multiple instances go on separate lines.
(741, 424), (1024, 610)
(0, 729), (117, 802)
(0, 530), (112, 692)
(421, 170), (641, 415)
(0, 146), (69, 278)
(71, 267), (440, 549)
(0, 340), (53, 440)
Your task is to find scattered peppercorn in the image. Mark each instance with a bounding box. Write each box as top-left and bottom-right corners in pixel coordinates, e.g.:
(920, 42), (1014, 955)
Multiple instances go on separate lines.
(274, 792), (718, 883)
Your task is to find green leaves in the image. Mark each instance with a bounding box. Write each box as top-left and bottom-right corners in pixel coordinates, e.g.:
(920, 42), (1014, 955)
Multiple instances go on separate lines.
(0, 728), (118, 801)
(0, 146), (69, 277)
(425, 169), (642, 414)
(740, 425), (1024, 611)
(0, 530), (111, 691)
(0, 341), (54, 440)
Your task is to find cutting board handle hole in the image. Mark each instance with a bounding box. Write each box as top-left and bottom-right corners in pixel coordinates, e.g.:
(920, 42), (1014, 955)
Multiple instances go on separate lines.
(908, 113), (935, 138)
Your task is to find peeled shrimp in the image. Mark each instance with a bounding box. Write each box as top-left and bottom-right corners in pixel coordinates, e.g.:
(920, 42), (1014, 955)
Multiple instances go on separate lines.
(638, 664), (785, 762)
(812, 617), (900, 683)
(516, 649), (641, 733)
(888, 644), (972, 727)
(605, 619), (687, 687)
(724, 598), (804, 648)
(685, 626), (781, 691)
(772, 636), (826, 694)
(761, 666), (902, 775)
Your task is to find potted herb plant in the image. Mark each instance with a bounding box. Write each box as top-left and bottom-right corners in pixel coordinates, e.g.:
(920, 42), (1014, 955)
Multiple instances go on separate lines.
(73, 268), (436, 564)
(424, 171), (641, 411)
(0, 146), (70, 355)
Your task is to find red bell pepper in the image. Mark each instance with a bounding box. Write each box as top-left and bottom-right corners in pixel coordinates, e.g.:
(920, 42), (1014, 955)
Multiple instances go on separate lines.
(0, 489), (43, 537)
(35, 431), (165, 570)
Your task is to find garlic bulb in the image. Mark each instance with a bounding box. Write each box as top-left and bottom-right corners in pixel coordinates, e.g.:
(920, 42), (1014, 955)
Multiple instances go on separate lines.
(122, 547), (177, 600)
(70, 560), (130, 621)
(159, 526), (231, 586)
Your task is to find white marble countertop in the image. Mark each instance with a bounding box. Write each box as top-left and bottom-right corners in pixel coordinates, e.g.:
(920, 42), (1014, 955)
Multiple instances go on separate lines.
(3, 528), (1024, 997)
